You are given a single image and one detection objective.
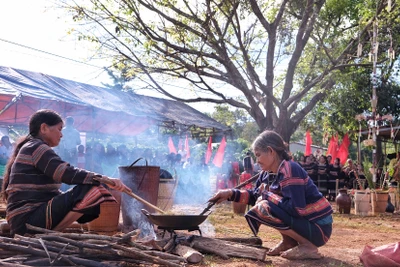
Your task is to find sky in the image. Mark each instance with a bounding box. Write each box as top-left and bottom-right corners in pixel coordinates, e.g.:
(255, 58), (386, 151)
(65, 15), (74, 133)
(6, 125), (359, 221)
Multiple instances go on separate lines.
(0, 0), (213, 112)
(0, 1), (109, 85)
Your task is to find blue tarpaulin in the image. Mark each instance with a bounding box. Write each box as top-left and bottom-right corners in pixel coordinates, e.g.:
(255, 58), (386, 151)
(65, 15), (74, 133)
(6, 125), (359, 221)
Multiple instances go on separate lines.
(0, 66), (229, 136)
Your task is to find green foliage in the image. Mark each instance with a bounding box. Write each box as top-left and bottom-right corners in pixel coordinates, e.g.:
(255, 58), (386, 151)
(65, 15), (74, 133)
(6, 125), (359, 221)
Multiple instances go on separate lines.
(60, 0), (400, 143)
(207, 104), (257, 144)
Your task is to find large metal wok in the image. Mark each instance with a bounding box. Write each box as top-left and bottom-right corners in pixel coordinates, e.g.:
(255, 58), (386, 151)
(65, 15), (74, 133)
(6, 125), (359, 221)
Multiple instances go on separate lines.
(141, 209), (209, 230)
(96, 173), (261, 231)
(141, 173), (261, 230)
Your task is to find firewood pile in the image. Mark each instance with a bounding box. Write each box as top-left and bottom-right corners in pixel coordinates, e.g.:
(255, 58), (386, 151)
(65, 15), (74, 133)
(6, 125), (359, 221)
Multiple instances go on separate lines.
(0, 224), (271, 266)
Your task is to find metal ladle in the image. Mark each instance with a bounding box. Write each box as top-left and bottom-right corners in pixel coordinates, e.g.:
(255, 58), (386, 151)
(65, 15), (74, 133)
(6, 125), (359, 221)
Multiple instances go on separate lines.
(199, 172), (262, 216)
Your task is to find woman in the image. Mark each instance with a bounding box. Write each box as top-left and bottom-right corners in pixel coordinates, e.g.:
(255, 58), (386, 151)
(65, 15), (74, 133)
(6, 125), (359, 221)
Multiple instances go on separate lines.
(209, 130), (333, 260)
(328, 157), (343, 198)
(317, 155), (329, 199)
(303, 155), (318, 185)
(1, 109), (131, 235)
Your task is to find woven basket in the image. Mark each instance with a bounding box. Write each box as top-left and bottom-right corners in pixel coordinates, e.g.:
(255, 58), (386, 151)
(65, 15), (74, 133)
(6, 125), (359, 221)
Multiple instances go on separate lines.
(157, 178), (177, 211)
(87, 190), (121, 232)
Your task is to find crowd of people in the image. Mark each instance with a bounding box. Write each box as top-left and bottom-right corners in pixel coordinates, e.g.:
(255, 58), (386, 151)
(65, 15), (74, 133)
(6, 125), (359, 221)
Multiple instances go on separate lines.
(297, 154), (370, 200)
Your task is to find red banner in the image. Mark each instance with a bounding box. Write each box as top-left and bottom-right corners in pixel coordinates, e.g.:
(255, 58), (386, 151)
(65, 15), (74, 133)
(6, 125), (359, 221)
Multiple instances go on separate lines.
(168, 136), (177, 154)
(212, 136), (226, 168)
(305, 131), (312, 156)
(326, 135), (339, 163)
(337, 133), (350, 165)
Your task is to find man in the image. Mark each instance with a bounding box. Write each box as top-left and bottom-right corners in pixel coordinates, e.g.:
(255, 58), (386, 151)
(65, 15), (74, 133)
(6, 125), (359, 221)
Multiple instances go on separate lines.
(243, 151), (254, 175)
(58, 116), (81, 165)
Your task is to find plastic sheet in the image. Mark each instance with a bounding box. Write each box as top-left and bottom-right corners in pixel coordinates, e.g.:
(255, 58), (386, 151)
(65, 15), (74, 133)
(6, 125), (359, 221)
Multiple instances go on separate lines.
(360, 242), (400, 267)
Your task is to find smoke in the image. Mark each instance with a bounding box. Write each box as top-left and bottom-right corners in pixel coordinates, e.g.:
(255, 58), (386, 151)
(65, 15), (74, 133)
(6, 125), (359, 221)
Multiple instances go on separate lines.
(121, 195), (156, 238)
(173, 164), (214, 205)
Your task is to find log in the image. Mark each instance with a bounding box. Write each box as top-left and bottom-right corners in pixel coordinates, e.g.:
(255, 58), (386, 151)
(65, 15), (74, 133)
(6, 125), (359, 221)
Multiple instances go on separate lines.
(144, 250), (186, 262)
(180, 235), (270, 262)
(111, 243), (183, 267)
(173, 244), (203, 263)
(217, 236), (263, 247)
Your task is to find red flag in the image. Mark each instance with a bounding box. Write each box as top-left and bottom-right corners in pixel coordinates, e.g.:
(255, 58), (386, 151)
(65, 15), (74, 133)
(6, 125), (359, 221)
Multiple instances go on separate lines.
(326, 135), (339, 163)
(212, 136), (226, 168)
(305, 131), (312, 156)
(205, 136), (213, 164)
(168, 137), (177, 154)
(184, 135), (190, 160)
(337, 133), (350, 165)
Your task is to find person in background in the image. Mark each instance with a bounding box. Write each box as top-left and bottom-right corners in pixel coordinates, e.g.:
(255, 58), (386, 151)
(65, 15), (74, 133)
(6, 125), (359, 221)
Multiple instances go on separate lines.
(243, 151), (254, 175)
(344, 158), (356, 172)
(303, 155), (318, 185)
(76, 144), (86, 169)
(297, 155), (306, 167)
(328, 157), (343, 198)
(317, 155), (329, 200)
(58, 116), (82, 192)
(103, 144), (119, 177)
(1, 109), (131, 236)
(209, 130), (332, 260)
(58, 116), (81, 165)
(0, 136), (13, 162)
(91, 142), (105, 174)
(326, 155), (332, 165)
(0, 135), (13, 189)
(117, 144), (131, 166)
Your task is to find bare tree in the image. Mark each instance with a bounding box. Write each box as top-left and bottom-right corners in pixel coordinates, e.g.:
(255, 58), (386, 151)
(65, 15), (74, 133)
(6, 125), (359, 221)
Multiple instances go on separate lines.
(61, 0), (397, 142)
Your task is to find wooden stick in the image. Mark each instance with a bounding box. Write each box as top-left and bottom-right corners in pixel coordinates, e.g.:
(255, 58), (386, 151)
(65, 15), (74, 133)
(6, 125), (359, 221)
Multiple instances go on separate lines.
(111, 243), (183, 267)
(94, 176), (166, 214)
(0, 242), (109, 267)
(234, 172), (261, 189)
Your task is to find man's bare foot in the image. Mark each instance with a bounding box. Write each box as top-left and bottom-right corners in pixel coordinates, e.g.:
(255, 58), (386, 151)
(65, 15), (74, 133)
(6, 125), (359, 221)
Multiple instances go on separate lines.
(267, 241), (298, 256)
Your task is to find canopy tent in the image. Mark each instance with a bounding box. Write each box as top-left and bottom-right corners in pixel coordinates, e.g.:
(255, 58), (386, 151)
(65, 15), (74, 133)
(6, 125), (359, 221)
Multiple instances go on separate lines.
(0, 66), (229, 136)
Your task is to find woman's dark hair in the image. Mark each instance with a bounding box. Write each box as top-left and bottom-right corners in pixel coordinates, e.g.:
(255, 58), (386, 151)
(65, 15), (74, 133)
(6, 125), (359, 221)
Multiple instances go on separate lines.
(2, 109), (63, 201)
(251, 130), (290, 161)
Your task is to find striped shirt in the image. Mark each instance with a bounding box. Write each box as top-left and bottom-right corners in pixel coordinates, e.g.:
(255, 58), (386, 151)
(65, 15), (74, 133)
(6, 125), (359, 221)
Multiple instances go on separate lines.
(230, 160), (333, 223)
(6, 138), (101, 229)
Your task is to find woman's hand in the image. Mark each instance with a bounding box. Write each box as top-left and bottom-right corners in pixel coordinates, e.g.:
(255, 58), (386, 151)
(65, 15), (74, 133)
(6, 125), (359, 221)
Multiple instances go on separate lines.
(257, 183), (268, 194)
(208, 189), (233, 204)
(107, 177), (132, 193)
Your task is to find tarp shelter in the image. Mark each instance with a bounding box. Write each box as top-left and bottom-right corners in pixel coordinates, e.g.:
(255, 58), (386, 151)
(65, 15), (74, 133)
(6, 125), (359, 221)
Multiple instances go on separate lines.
(0, 66), (230, 136)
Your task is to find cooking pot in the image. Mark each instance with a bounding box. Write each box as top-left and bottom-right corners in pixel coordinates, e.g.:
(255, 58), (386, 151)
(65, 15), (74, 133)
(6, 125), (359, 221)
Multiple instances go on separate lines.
(141, 209), (209, 230)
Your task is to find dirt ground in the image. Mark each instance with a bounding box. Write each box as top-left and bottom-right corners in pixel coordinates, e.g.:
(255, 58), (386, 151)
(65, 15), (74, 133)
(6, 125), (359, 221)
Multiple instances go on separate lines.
(172, 202), (400, 267)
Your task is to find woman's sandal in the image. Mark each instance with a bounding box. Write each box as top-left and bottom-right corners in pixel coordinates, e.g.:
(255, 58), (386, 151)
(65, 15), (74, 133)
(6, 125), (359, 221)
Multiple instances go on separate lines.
(280, 246), (322, 260)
